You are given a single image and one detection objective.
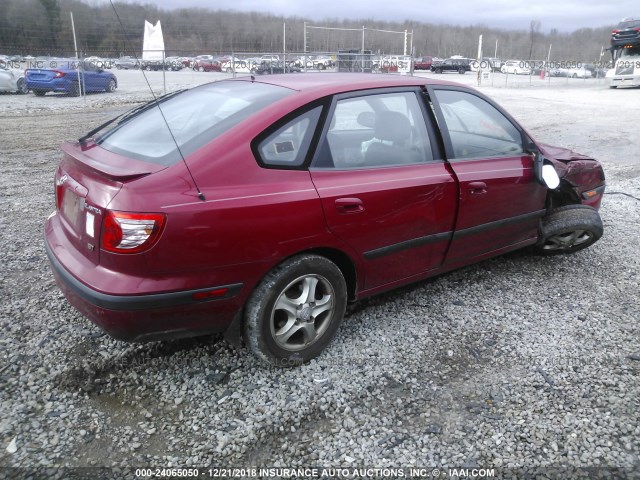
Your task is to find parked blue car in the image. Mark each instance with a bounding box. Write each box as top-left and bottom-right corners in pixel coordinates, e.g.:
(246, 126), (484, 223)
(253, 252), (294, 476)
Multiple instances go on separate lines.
(25, 61), (117, 96)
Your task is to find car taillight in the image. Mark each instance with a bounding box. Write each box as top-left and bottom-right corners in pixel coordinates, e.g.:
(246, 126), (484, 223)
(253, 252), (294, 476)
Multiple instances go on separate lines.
(101, 210), (166, 254)
(55, 174), (66, 210)
(612, 29), (620, 34)
(53, 70), (65, 78)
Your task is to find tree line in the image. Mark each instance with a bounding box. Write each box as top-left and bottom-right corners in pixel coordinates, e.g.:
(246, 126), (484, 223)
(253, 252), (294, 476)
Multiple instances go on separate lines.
(0, 0), (615, 62)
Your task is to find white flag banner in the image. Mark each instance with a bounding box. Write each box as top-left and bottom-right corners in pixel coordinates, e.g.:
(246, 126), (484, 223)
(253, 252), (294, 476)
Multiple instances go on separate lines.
(142, 20), (164, 61)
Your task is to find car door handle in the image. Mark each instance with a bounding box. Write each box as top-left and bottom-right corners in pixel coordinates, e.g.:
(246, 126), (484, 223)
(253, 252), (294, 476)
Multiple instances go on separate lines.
(469, 181), (488, 195)
(335, 197), (364, 214)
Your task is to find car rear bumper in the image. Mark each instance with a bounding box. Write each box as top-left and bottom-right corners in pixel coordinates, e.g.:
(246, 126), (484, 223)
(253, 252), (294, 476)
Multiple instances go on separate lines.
(26, 78), (71, 92)
(44, 221), (244, 342)
(611, 37), (640, 48)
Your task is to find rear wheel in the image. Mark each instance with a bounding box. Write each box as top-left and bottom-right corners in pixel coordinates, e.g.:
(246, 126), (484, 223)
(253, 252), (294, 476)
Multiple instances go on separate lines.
(434, 67), (442, 74)
(68, 82), (83, 97)
(536, 205), (603, 255)
(198, 66), (204, 72)
(458, 67), (466, 74)
(106, 79), (116, 93)
(244, 254), (347, 366)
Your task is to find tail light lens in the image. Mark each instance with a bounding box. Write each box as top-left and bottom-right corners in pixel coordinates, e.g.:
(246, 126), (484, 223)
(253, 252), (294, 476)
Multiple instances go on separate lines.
(612, 29), (620, 34)
(101, 210), (166, 254)
(53, 71), (65, 78)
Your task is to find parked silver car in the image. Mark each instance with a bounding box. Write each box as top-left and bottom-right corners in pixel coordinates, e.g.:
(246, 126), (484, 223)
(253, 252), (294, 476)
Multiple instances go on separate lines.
(114, 56), (140, 70)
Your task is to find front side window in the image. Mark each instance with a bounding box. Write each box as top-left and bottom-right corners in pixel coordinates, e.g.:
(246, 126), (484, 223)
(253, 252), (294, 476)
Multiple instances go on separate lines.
(433, 90), (524, 160)
(315, 91), (433, 169)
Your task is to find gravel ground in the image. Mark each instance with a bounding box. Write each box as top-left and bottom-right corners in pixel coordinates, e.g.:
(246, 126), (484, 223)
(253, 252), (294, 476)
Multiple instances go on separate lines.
(0, 72), (639, 478)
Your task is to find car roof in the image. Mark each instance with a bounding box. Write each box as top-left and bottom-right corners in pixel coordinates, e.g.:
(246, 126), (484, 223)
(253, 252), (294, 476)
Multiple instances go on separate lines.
(231, 73), (464, 97)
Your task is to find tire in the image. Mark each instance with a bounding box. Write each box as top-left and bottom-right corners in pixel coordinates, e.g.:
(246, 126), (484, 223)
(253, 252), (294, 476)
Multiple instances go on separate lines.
(434, 68), (442, 74)
(17, 78), (28, 94)
(458, 67), (466, 74)
(318, 63), (326, 70)
(116, 64), (122, 70)
(198, 66), (204, 72)
(572, 73), (578, 78)
(33, 89), (46, 96)
(536, 205), (603, 255)
(106, 79), (116, 93)
(609, 85), (618, 89)
(145, 65), (152, 71)
(68, 82), (82, 97)
(244, 254), (347, 366)
(226, 67), (232, 73)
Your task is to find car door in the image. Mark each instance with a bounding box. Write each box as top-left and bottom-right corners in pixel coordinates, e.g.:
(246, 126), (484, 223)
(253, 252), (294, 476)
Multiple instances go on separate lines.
(428, 87), (547, 266)
(310, 89), (457, 291)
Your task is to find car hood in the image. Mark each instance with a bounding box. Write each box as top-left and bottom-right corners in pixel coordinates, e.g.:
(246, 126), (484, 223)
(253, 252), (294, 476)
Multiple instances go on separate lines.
(538, 143), (595, 163)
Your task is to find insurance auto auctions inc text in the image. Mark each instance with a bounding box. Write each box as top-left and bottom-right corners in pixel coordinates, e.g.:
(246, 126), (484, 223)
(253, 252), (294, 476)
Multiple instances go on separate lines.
(206, 467), (495, 478)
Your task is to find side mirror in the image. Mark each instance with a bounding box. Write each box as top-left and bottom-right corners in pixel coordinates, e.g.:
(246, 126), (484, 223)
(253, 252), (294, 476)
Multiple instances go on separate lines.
(541, 163), (560, 189)
(533, 152), (560, 189)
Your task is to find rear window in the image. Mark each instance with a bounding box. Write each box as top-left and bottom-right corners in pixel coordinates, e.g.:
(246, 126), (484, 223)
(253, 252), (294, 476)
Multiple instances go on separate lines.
(618, 19), (640, 29)
(96, 81), (293, 166)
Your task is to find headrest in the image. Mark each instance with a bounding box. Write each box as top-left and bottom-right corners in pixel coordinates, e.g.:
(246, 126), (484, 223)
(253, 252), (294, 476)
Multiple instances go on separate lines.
(374, 111), (411, 143)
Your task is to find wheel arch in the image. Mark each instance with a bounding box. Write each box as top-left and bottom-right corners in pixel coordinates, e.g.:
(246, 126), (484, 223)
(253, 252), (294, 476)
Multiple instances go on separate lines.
(300, 247), (358, 303)
(223, 246), (359, 349)
(545, 179), (581, 211)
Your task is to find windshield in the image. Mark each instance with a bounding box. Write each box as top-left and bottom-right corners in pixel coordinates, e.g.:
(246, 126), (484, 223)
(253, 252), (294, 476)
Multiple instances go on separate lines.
(96, 81), (293, 166)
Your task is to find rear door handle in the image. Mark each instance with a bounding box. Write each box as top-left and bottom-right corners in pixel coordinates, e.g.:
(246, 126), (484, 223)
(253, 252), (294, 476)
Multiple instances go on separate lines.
(469, 181), (488, 195)
(335, 197), (364, 214)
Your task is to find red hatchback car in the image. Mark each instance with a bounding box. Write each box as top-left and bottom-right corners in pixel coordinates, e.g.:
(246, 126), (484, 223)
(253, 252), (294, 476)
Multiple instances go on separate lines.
(45, 74), (605, 365)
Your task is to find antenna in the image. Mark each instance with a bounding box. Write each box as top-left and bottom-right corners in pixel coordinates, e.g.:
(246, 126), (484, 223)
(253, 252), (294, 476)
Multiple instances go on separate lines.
(108, 0), (205, 201)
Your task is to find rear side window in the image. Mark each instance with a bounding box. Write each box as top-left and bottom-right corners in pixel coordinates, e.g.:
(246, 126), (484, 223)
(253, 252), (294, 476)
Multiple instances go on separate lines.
(314, 91), (433, 169)
(97, 81), (293, 166)
(257, 107), (322, 167)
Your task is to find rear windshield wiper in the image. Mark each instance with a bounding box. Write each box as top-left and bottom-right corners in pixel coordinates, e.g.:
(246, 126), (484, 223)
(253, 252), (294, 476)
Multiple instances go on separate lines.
(78, 89), (187, 144)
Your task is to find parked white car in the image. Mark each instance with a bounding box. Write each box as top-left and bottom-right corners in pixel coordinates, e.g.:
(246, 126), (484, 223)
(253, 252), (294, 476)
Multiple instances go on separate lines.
(567, 66), (593, 78)
(501, 60), (531, 75)
(0, 63), (28, 93)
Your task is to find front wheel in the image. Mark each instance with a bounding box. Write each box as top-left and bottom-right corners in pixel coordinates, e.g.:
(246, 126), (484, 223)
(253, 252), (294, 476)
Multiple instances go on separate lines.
(458, 67), (466, 74)
(244, 254), (347, 366)
(536, 205), (603, 255)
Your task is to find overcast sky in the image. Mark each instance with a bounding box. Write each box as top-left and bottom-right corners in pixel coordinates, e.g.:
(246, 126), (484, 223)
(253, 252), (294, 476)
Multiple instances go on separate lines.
(137, 0), (635, 32)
